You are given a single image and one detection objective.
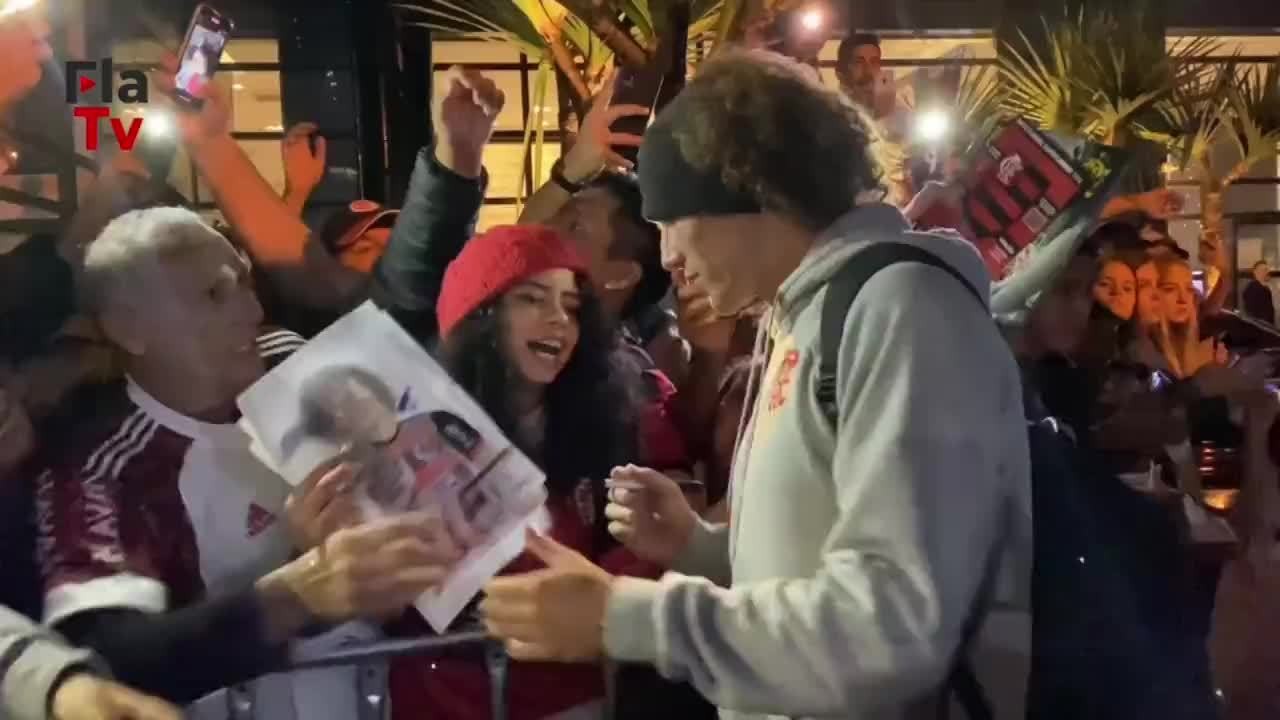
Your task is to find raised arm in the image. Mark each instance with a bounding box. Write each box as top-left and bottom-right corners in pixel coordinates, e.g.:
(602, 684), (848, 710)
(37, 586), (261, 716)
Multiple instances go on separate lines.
(518, 82), (647, 225)
(369, 67), (503, 342)
(154, 56), (365, 314)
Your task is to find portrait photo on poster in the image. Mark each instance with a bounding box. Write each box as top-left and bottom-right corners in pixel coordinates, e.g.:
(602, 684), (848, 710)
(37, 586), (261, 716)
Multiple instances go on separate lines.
(237, 302), (549, 630)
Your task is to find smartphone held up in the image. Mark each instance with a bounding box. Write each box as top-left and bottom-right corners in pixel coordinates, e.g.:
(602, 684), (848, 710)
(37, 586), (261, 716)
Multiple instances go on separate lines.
(173, 3), (233, 107)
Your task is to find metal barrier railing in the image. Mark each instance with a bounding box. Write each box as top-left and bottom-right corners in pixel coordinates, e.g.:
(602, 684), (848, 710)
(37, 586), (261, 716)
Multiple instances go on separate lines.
(206, 631), (508, 720)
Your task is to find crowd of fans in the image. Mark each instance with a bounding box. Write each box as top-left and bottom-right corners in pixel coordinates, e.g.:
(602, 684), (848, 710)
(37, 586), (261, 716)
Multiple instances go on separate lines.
(2, 6), (1280, 720)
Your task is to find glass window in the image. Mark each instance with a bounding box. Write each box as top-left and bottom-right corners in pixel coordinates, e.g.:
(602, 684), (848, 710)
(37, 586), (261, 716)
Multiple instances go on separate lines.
(477, 204), (519, 232)
(166, 146), (198, 203)
(434, 40), (523, 65)
(282, 70), (357, 132)
(242, 139), (287, 195)
(482, 142), (562, 200)
(276, 6), (353, 61)
(228, 71), (284, 133)
(1168, 35), (1280, 57)
(199, 139), (285, 197)
(112, 35), (280, 67)
(818, 36), (995, 62)
(483, 143), (526, 199)
(223, 39), (281, 64)
(112, 39), (167, 64)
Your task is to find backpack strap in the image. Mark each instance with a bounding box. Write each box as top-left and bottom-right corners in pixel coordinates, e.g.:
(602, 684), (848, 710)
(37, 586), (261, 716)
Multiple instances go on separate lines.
(816, 242), (985, 426)
(814, 242), (992, 720)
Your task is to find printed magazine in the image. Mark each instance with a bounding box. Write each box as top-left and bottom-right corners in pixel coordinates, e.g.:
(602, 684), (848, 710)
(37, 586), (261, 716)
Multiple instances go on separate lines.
(237, 302), (549, 631)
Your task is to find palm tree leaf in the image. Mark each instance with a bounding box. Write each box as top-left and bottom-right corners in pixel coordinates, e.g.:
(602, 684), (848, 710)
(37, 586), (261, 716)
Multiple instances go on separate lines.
(1221, 58), (1280, 181)
(999, 4), (1194, 145)
(615, 0), (656, 43)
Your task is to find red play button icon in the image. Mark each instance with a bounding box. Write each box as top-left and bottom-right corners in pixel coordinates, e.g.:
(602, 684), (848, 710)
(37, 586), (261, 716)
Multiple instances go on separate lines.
(79, 75), (95, 94)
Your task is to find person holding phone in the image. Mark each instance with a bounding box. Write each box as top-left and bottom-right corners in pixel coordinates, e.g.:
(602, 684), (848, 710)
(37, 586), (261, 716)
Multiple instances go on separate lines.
(173, 5), (231, 105)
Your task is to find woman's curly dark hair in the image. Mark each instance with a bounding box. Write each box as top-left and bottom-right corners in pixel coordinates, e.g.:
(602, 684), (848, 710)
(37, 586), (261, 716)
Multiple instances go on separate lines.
(436, 282), (635, 542)
(664, 49), (886, 231)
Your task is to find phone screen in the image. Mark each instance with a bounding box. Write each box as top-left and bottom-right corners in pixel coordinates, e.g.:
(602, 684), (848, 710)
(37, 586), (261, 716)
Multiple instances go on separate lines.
(1149, 370), (1172, 392)
(609, 64), (664, 163)
(174, 4), (233, 103)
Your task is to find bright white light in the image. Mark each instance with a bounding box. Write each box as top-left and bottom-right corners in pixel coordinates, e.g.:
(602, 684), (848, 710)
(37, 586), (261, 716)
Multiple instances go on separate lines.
(915, 109), (951, 143)
(0, 0), (39, 18)
(145, 111), (174, 138)
(232, 83), (246, 91)
(798, 8), (824, 32)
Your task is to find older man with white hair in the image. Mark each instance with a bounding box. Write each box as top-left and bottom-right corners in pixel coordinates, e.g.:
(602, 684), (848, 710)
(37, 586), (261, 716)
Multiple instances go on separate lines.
(34, 207), (462, 719)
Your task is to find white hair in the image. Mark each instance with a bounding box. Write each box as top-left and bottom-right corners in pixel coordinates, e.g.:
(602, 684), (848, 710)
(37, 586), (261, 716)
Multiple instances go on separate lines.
(78, 206), (225, 314)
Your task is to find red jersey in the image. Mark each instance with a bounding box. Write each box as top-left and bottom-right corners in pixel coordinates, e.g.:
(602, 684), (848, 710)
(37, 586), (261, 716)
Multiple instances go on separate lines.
(34, 329), (382, 720)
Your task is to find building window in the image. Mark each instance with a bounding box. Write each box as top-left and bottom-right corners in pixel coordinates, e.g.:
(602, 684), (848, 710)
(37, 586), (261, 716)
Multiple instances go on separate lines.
(433, 39), (560, 232)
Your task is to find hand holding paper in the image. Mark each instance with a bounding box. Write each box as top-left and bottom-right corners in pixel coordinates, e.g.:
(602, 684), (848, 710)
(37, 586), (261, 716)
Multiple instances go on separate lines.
(239, 302), (550, 630)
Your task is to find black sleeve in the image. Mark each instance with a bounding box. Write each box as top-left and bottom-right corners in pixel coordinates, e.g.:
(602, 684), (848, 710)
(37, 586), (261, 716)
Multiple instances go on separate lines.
(54, 591), (289, 705)
(369, 146), (486, 345)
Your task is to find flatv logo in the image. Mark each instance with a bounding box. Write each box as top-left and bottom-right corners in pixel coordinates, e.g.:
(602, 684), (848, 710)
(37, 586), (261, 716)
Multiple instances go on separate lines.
(64, 59), (150, 151)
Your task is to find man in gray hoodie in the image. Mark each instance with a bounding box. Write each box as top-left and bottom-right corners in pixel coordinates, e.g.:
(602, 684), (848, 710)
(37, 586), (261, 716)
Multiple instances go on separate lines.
(482, 49), (1032, 719)
(0, 605), (179, 720)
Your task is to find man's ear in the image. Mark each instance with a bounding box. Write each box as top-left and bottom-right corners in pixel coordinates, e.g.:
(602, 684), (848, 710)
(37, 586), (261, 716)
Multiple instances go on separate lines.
(601, 259), (642, 293)
(98, 305), (145, 357)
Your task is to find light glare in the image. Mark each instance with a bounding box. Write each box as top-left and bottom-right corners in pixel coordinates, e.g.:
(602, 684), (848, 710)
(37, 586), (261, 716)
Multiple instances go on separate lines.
(145, 111), (174, 138)
(798, 8), (823, 32)
(916, 110), (951, 142)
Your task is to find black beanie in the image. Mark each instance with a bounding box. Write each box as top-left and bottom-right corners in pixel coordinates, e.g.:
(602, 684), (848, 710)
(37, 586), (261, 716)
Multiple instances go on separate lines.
(637, 102), (761, 223)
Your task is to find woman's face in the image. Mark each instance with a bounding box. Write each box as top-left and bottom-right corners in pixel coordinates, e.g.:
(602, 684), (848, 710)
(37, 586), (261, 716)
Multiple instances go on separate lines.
(331, 379), (399, 444)
(1093, 261), (1136, 321)
(1158, 262), (1196, 326)
(499, 268), (581, 387)
(1135, 262), (1161, 328)
(1029, 255), (1097, 356)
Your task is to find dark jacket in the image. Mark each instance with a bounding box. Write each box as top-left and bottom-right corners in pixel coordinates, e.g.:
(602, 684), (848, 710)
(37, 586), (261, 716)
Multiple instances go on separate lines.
(369, 148), (486, 344)
(1243, 280), (1275, 326)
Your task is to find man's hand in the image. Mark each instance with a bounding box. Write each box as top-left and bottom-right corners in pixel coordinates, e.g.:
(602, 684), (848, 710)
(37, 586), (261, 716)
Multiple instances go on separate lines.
(604, 465), (698, 568)
(1134, 188), (1185, 221)
(561, 78), (649, 180)
(481, 531), (613, 662)
(434, 66), (504, 179)
(51, 674), (181, 720)
(284, 461), (362, 552)
(282, 122), (327, 201)
(152, 53), (233, 150)
(263, 513), (462, 624)
(675, 282), (736, 354)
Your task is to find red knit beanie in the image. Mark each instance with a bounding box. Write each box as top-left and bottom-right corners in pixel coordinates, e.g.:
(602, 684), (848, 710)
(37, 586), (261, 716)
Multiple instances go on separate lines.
(437, 224), (588, 338)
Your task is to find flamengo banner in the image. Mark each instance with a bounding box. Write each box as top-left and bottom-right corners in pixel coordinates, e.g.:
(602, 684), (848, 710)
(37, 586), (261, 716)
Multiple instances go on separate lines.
(916, 118), (1127, 281)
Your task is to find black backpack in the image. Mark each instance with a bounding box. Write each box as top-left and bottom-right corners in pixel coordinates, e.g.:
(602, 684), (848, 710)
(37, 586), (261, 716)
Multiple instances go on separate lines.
(814, 243), (1219, 720)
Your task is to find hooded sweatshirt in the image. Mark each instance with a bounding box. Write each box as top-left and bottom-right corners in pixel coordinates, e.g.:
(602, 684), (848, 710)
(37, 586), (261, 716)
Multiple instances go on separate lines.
(604, 204), (1033, 720)
(0, 604), (102, 720)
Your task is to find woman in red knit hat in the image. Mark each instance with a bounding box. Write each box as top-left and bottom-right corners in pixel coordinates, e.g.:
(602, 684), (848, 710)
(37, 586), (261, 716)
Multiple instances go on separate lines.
(389, 224), (660, 720)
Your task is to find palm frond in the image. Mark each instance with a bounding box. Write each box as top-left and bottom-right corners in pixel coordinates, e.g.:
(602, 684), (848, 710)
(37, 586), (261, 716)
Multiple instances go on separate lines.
(615, 0), (655, 44)
(1137, 63), (1232, 173)
(999, 4), (1198, 145)
(953, 65), (1006, 149)
(999, 15), (1089, 135)
(394, 2), (546, 56)
(1221, 58), (1280, 184)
